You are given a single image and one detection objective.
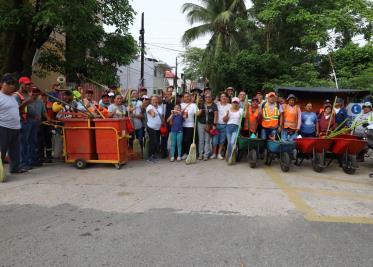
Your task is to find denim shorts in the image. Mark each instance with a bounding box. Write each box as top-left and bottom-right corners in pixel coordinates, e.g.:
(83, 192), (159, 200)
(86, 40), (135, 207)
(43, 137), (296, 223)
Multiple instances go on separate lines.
(212, 124), (227, 146)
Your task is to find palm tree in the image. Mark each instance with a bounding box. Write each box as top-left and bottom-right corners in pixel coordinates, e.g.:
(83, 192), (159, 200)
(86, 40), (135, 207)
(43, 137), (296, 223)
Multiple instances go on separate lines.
(182, 0), (248, 56)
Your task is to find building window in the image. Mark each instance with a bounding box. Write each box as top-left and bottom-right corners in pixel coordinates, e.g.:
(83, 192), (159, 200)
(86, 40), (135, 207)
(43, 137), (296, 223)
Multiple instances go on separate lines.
(154, 67), (157, 77)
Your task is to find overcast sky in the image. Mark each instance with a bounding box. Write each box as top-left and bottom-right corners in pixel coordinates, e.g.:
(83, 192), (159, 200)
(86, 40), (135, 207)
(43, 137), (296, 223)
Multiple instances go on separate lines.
(125, 0), (210, 69)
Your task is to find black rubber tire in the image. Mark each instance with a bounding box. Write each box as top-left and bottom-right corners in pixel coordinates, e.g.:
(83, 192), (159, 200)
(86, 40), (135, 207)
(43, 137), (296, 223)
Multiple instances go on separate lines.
(249, 149), (257, 168)
(236, 150), (242, 163)
(265, 151), (272, 166)
(74, 159), (87, 169)
(343, 166), (356, 175)
(342, 155), (357, 175)
(312, 153), (323, 173)
(280, 152), (290, 172)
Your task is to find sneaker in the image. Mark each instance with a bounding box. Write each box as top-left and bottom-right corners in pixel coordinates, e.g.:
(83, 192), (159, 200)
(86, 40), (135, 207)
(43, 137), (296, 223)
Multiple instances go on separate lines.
(198, 155), (203, 160)
(210, 154), (217, 159)
(203, 156), (209, 161)
(10, 168), (28, 174)
(146, 158), (155, 163)
(218, 154), (224, 160)
(177, 157), (182, 161)
(170, 157), (175, 162)
(181, 154), (187, 160)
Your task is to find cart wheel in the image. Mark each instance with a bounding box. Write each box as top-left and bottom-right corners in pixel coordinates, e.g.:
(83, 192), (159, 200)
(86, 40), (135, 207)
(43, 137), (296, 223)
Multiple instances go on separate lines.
(265, 151), (272, 166)
(342, 155), (357, 175)
(114, 164), (122, 170)
(248, 149), (257, 168)
(343, 165), (356, 175)
(74, 159), (87, 169)
(280, 152), (290, 172)
(236, 150), (242, 163)
(312, 153), (323, 173)
(369, 173), (373, 178)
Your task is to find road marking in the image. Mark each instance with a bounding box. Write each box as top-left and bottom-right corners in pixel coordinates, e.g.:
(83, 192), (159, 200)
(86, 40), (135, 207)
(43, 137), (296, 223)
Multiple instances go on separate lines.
(293, 187), (373, 201)
(288, 173), (373, 186)
(265, 167), (373, 225)
(264, 167), (318, 217)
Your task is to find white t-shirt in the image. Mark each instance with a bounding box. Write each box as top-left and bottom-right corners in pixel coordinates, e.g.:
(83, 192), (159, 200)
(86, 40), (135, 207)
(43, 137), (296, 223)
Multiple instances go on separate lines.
(217, 102), (231, 124)
(180, 102), (197, 128)
(108, 104), (127, 118)
(0, 92), (21, 129)
(227, 109), (243, 125)
(146, 104), (163, 130)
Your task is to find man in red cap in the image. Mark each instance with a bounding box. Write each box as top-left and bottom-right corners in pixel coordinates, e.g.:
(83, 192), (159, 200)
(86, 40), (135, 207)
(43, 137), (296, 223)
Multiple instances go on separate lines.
(22, 86), (50, 167)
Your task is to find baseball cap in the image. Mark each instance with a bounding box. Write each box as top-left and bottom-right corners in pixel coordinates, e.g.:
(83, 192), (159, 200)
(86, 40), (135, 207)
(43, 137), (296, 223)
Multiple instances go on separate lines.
(267, 92), (276, 97)
(362, 101), (372, 108)
(141, 95), (150, 100)
(226, 86), (234, 91)
(30, 86), (41, 94)
(232, 97), (240, 103)
(18, 76), (31, 85)
(252, 97), (259, 102)
(336, 98), (343, 104)
(108, 92), (115, 97)
(287, 94), (296, 101)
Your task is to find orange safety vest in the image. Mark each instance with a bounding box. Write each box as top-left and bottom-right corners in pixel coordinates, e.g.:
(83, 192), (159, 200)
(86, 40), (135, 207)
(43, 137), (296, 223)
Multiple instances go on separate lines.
(244, 107), (259, 132)
(261, 103), (280, 128)
(283, 104), (299, 130)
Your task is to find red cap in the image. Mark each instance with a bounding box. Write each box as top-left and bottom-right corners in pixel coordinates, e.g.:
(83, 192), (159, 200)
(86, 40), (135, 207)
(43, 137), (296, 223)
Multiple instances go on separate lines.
(18, 77), (31, 85)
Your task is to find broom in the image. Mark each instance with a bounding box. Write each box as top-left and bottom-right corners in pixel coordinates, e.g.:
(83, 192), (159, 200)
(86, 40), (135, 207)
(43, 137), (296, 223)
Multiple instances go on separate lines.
(0, 153), (5, 183)
(186, 96), (199, 165)
(128, 90), (141, 156)
(228, 96), (248, 165)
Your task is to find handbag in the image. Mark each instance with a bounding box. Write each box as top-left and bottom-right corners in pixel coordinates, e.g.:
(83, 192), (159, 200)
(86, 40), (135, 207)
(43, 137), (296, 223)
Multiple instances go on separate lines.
(160, 123), (169, 137)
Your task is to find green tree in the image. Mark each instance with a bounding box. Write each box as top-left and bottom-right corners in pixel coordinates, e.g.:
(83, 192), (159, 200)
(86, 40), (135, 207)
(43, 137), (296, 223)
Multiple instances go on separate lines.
(181, 47), (205, 82)
(182, 0), (248, 56)
(0, 0), (137, 85)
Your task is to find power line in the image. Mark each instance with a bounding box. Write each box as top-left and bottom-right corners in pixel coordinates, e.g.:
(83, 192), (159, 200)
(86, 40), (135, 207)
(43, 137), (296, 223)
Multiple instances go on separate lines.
(146, 43), (185, 53)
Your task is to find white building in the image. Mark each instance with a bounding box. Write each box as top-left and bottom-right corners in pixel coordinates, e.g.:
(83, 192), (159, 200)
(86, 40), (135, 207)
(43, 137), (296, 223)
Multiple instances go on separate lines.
(118, 58), (171, 95)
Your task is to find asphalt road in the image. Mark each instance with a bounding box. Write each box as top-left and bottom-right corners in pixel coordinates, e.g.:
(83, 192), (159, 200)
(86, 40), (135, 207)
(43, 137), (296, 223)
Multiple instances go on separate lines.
(0, 159), (372, 266)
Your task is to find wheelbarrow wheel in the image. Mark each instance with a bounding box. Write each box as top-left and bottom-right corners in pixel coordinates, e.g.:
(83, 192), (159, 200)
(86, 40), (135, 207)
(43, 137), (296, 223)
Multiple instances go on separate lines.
(342, 155), (357, 175)
(236, 149), (243, 163)
(74, 159), (87, 169)
(265, 150), (272, 166)
(280, 152), (290, 172)
(312, 153), (323, 173)
(248, 149), (257, 168)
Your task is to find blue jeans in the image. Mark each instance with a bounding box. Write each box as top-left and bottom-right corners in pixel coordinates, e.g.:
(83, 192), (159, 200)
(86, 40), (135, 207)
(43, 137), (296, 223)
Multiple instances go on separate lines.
(135, 128), (144, 150)
(281, 128), (298, 142)
(20, 120), (40, 167)
(261, 127), (277, 140)
(212, 124), (227, 146)
(170, 131), (183, 158)
(226, 124), (239, 158)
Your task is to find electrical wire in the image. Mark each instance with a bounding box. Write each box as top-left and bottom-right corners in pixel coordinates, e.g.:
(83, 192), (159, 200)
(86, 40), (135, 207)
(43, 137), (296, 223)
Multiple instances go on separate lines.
(146, 43), (185, 53)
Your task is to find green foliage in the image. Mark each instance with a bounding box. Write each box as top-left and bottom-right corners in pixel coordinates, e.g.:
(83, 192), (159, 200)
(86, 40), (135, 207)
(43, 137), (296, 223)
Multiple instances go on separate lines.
(0, 0), (137, 85)
(182, 0), (373, 93)
(181, 47), (205, 81)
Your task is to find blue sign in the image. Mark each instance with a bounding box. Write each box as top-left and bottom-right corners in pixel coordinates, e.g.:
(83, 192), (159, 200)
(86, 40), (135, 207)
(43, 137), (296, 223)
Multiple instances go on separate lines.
(351, 104), (362, 115)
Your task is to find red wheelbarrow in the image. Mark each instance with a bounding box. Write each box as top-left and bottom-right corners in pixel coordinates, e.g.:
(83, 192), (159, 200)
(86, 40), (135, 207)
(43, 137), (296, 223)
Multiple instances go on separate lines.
(330, 137), (367, 175)
(295, 137), (334, 172)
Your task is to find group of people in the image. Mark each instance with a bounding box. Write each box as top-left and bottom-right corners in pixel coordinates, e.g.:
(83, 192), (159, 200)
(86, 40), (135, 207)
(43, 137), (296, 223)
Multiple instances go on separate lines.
(1, 72), (373, 174)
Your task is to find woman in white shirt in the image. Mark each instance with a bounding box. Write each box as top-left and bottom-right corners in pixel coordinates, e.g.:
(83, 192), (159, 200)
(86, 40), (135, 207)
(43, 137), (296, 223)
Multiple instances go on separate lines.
(146, 96), (163, 162)
(223, 97), (243, 160)
(212, 93), (231, 159)
(180, 92), (197, 159)
(108, 95), (127, 118)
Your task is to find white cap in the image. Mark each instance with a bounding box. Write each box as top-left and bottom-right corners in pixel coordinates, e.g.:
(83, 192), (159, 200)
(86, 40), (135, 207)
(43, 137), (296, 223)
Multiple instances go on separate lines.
(362, 101), (372, 108)
(108, 92), (115, 97)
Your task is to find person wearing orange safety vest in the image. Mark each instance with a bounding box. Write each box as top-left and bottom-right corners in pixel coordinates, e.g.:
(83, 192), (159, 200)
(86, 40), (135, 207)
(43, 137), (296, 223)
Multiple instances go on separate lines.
(243, 96), (260, 136)
(279, 94), (301, 142)
(260, 92), (281, 140)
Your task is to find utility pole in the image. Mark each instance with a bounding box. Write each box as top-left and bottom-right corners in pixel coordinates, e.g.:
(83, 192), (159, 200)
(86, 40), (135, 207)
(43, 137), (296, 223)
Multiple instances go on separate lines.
(140, 12), (145, 88)
(174, 57), (178, 93)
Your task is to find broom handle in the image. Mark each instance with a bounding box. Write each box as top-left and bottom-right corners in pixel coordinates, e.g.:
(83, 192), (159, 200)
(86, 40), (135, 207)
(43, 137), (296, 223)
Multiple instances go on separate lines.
(326, 96), (337, 134)
(192, 96), (199, 145)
